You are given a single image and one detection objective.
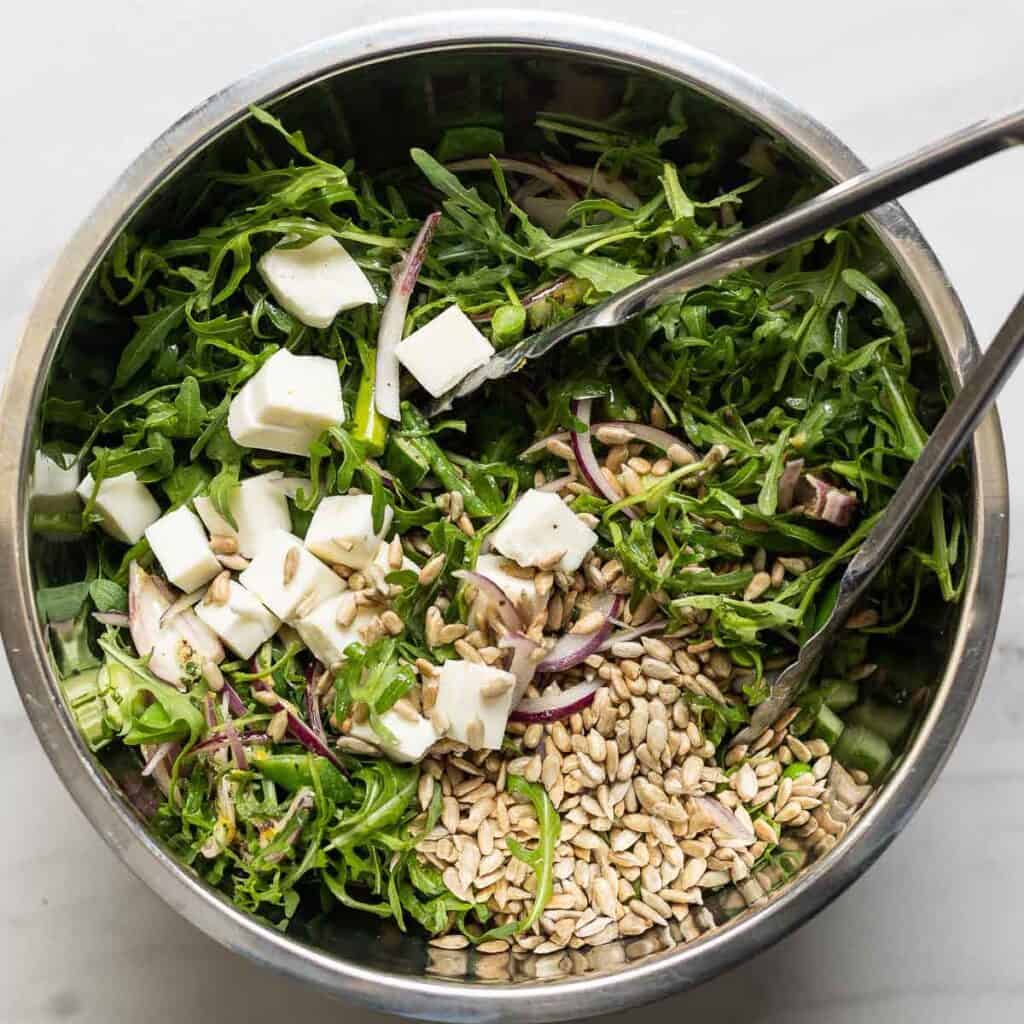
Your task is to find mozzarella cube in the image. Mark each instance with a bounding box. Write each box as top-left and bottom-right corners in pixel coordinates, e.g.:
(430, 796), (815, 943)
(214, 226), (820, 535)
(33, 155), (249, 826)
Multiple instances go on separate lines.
(434, 661), (516, 751)
(367, 538), (417, 594)
(258, 234), (376, 329)
(304, 494), (393, 570)
(76, 471), (161, 544)
(249, 349), (345, 432)
(31, 451), (81, 515)
(350, 708), (439, 763)
(195, 580), (280, 659)
(474, 553), (543, 619)
(295, 595), (377, 668)
(144, 506), (223, 593)
(194, 473), (291, 558)
(239, 529), (343, 621)
(227, 382), (319, 456)
(491, 489), (597, 573)
(395, 305), (495, 397)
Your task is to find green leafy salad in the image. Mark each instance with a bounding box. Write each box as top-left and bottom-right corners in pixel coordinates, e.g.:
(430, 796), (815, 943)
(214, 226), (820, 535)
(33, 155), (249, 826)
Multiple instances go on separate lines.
(32, 93), (965, 945)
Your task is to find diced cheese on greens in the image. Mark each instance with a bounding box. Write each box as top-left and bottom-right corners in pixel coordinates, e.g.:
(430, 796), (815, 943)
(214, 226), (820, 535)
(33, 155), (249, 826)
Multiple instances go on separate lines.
(31, 451), (80, 515)
(239, 529), (343, 621)
(76, 471), (161, 545)
(195, 580), (280, 659)
(227, 382), (319, 456)
(304, 494), (393, 570)
(474, 553), (542, 619)
(145, 505), (223, 593)
(490, 488), (597, 573)
(257, 235), (376, 329)
(227, 350), (344, 456)
(350, 708), (440, 763)
(294, 594), (376, 668)
(395, 305), (494, 397)
(434, 660), (516, 750)
(194, 472), (291, 558)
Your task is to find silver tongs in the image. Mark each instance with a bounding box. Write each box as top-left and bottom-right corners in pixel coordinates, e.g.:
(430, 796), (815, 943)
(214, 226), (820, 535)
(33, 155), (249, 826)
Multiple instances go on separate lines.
(427, 108), (1024, 738)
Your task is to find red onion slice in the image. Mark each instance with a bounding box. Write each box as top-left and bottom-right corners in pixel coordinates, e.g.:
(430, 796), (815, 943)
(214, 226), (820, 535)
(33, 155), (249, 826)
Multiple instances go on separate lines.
(305, 662), (328, 746)
(375, 211), (441, 420)
(93, 611), (130, 628)
(141, 740), (178, 778)
(222, 715), (249, 771)
(446, 157), (577, 199)
(570, 399), (638, 519)
(509, 679), (602, 723)
(694, 795), (755, 843)
(777, 458), (805, 512)
(221, 679), (248, 719)
(453, 570), (523, 632)
(159, 585), (206, 627)
(537, 474), (575, 493)
(542, 159), (640, 209)
(192, 728), (270, 756)
(598, 618), (669, 652)
(537, 593), (622, 673)
(499, 632), (541, 704)
(251, 678), (346, 773)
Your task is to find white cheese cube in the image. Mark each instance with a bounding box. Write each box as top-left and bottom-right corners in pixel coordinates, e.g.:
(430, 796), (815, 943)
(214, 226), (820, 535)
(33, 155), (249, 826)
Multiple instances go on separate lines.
(491, 489), (597, 573)
(194, 473), (291, 558)
(258, 235), (376, 329)
(304, 494), (393, 569)
(31, 451), (81, 515)
(295, 595), (377, 668)
(367, 538), (417, 594)
(475, 554), (542, 619)
(350, 708), (439, 763)
(249, 349), (345, 432)
(195, 580), (280, 659)
(144, 506), (223, 593)
(395, 305), (495, 398)
(76, 471), (161, 545)
(239, 529), (343, 621)
(434, 661), (516, 751)
(227, 382), (319, 456)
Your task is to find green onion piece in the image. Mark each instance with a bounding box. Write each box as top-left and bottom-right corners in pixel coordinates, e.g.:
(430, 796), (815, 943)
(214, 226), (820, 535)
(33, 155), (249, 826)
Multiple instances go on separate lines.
(846, 700), (915, 747)
(353, 366), (389, 456)
(833, 724), (893, 783)
(810, 704), (845, 748)
(825, 679), (860, 713)
(782, 761), (812, 779)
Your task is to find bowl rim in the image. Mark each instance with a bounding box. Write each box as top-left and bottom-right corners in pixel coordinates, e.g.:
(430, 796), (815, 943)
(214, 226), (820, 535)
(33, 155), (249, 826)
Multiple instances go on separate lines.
(0, 11), (1008, 1021)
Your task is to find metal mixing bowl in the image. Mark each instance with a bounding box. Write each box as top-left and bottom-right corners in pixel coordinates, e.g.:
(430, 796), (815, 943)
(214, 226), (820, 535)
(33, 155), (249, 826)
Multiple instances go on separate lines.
(0, 12), (1008, 1021)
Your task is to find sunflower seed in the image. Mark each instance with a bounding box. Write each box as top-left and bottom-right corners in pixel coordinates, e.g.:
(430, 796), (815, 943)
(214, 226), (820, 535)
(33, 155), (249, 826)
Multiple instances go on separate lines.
(209, 534), (238, 555)
(202, 660), (225, 692)
(282, 546), (300, 585)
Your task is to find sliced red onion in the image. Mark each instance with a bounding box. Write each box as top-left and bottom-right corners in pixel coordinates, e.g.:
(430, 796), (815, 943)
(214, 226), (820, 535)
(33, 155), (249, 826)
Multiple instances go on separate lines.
(537, 474), (575, 493)
(128, 562), (223, 687)
(375, 211), (441, 420)
(364, 458), (396, 490)
(222, 715), (249, 771)
(251, 679), (346, 773)
(519, 431), (570, 459)
(192, 728), (270, 756)
(446, 157), (577, 199)
(598, 618), (669, 652)
(305, 662), (328, 746)
(570, 399), (638, 519)
(542, 159), (640, 209)
(141, 740), (178, 778)
(93, 611), (130, 628)
(202, 693), (217, 729)
(221, 678), (248, 719)
(499, 632), (541, 704)
(797, 474), (858, 526)
(509, 679), (602, 723)
(694, 795), (756, 843)
(777, 458), (805, 512)
(159, 585), (206, 627)
(537, 593), (622, 673)
(453, 570), (523, 632)
(594, 421), (696, 463)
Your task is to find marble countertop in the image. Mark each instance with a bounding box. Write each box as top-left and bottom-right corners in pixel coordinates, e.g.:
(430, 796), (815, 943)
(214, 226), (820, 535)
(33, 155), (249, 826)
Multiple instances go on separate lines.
(3, 2), (1022, 1021)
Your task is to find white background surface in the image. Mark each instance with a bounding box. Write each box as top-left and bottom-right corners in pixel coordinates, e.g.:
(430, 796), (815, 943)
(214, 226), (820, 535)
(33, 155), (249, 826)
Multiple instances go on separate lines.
(2, 2), (1022, 1022)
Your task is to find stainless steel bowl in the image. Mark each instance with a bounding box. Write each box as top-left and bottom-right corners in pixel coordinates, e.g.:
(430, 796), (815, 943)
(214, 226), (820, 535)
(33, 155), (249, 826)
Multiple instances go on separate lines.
(0, 12), (1008, 1021)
